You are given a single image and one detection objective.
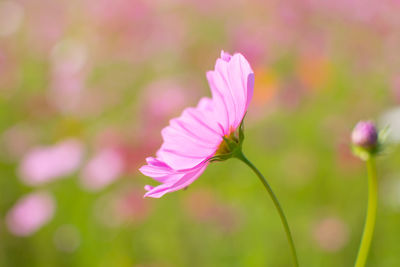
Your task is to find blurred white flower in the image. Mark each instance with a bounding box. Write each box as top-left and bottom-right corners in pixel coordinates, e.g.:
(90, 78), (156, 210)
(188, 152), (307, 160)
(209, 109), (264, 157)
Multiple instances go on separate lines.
(379, 107), (400, 143)
(381, 177), (400, 212)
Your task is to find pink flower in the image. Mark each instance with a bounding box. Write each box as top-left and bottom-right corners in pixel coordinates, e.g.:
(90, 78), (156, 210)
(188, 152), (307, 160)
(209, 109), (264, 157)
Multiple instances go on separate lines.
(183, 189), (240, 233)
(312, 216), (349, 252)
(19, 139), (84, 186)
(139, 51), (254, 198)
(6, 191), (55, 236)
(94, 188), (152, 227)
(48, 39), (88, 114)
(141, 79), (192, 125)
(0, 1), (24, 37)
(80, 147), (124, 191)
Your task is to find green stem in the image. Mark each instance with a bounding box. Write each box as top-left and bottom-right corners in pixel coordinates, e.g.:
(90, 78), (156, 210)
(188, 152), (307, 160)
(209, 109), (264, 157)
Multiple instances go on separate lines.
(355, 157), (378, 267)
(235, 152), (299, 267)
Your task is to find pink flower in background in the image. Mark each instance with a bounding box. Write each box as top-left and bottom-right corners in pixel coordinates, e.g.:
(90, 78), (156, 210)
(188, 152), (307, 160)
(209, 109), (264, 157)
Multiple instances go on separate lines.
(183, 189), (240, 233)
(140, 51), (254, 198)
(86, 0), (151, 27)
(22, 0), (67, 54)
(80, 147), (124, 191)
(94, 188), (152, 227)
(0, 1), (24, 37)
(19, 139), (84, 186)
(49, 39), (88, 114)
(2, 124), (36, 160)
(6, 191), (55, 236)
(141, 79), (194, 132)
(0, 48), (20, 95)
(230, 22), (270, 67)
(113, 189), (151, 224)
(312, 216), (349, 252)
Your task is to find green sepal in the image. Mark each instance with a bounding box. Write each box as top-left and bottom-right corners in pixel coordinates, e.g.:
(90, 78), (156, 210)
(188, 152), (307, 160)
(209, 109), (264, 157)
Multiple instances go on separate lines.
(209, 119), (246, 163)
(352, 126), (390, 161)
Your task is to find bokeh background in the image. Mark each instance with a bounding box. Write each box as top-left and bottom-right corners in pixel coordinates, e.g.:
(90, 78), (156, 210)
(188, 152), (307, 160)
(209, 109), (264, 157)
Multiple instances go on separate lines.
(1, 0), (400, 266)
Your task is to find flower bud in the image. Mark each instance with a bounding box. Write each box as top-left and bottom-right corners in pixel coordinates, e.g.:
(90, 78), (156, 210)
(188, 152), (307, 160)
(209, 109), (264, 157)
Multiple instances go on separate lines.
(351, 121), (378, 149)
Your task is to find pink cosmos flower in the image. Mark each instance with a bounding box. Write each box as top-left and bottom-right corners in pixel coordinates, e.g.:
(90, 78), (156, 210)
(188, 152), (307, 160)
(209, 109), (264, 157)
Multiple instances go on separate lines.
(139, 51), (254, 198)
(80, 147), (124, 191)
(6, 191), (55, 236)
(19, 139), (84, 186)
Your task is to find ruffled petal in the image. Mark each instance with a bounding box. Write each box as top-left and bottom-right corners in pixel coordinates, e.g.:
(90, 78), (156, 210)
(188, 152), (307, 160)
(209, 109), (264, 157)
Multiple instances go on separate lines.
(227, 53), (254, 128)
(139, 157), (184, 182)
(156, 98), (222, 170)
(144, 163), (208, 198)
(207, 52), (254, 132)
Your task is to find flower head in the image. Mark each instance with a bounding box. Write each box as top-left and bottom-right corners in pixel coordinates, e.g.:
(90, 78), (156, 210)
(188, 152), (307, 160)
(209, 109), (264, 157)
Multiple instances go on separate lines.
(351, 120), (386, 161)
(6, 191), (55, 236)
(19, 139), (84, 186)
(80, 147), (124, 191)
(139, 51), (254, 198)
(352, 121), (378, 149)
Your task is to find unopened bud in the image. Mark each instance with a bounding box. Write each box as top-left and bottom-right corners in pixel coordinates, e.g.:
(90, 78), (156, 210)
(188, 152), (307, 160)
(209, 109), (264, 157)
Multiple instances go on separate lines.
(352, 121), (378, 149)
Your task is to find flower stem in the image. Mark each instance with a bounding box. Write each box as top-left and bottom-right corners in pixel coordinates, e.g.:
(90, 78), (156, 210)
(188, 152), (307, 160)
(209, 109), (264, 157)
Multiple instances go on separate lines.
(355, 157), (378, 267)
(235, 152), (299, 267)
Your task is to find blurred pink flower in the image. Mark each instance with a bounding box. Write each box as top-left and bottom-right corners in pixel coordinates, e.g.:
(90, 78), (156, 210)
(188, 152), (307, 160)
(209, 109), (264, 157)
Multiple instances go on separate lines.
(140, 51), (254, 198)
(19, 139), (84, 186)
(80, 147), (125, 191)
(230, 21), (270, 66)
(0, 1), (24, 37)
(2, 124), (36, 160)
(0, 48), (20, 96)
(86, 0), (151, 27)
(22, 0), (67, 54)
(6, 191), (55, 236)
(113, 189), (151, 223)
(141, 79), (192, 126)
(183, 189), (240, 233)
(312, 216), (349, 252)
(278, 78), (306, 110)
(94, 188), (152, 227)
(48, 39), (88, 114)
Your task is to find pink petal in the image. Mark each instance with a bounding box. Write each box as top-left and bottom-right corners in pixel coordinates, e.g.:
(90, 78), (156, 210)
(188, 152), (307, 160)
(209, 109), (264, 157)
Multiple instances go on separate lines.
(213, 59), (237, 129)
(139, 157), (184, 183)
(154, 98), (222, 170)
(207, 52), (254, 132)
(207, 71), (230, 134)
(144, 163), (208, 198)
(228, 53), (254, 114)
(227, 53), (254, 127)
